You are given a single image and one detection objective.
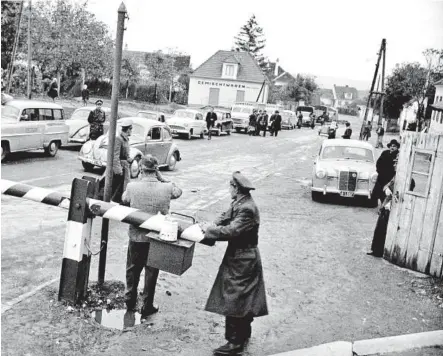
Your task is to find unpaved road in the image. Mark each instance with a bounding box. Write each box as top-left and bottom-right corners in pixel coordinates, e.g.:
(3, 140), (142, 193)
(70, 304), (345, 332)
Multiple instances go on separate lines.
(2, 114), (442, 356)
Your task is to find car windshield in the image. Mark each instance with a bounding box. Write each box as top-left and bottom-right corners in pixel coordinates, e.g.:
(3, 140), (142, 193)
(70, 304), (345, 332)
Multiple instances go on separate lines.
(175, 111), (194, 119)
(137, 112), (157, 120)
(321, 146), (374, 162)
(297, 106), (313, 113)
(1, 106), (20, 123)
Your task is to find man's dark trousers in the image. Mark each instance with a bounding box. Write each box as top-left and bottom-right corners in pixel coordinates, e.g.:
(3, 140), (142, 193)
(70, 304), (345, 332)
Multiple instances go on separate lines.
(125, 240), (159, 309)
(225, 314), (254, 344)
(111, 173), (125, 203)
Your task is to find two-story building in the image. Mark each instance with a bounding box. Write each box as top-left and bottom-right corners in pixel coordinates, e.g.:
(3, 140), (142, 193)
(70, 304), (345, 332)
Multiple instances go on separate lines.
(332, 85), (359, 108)
(430, 78), (443, 134)
(188, 50), (269, 107)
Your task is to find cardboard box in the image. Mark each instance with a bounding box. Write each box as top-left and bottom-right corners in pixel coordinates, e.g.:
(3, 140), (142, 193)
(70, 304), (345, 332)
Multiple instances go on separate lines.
(146, 232), (195, 276)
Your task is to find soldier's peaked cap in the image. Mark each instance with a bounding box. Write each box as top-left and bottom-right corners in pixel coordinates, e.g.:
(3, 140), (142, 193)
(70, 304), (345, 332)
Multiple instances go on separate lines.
(95, 99), (103, 105)
(232, 171), (255, 190)
(120, 118), (133, 127)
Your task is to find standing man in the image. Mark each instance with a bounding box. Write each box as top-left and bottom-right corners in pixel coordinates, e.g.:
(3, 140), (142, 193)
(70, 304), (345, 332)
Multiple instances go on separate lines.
(342, 122), (352, 139)
(261, 110), (269, 137)
(122, 155), (182, 320)
(111, 118), (133, 203)
(248, 109), (257, 136)
(373, 139), (400, 203)
(47, 78), (58, 102)
(270, 110), (282, 137)
(81, 84), (90, 106)
(202, 171), (268, 356)
(375, 123), (385, 148)
(88, 99), (106, 140)
(206, 107), (217, 140)
(256, 110), (263, 136)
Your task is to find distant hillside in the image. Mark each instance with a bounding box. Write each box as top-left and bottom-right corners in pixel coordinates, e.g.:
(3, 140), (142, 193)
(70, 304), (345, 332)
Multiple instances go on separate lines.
(300, 74), (371, 91)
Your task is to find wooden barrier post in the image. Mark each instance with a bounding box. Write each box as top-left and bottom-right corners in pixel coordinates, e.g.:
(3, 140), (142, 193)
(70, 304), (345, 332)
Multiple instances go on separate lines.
(58, 178), (96, 304)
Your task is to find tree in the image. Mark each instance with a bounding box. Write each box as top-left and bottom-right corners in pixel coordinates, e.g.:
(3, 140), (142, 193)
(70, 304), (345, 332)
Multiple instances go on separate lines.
(17, 0), (114, 94)
(121, 57), (140, 99)
(234, 15), (267, 69)
(384, 48), (443, 119)
(1, 1), (22, 70)
(144, 51), (175, 103)
(268, 74), (319, 104)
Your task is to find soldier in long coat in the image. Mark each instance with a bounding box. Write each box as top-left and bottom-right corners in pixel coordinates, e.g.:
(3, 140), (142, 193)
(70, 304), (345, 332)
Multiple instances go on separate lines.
(87, 99), (106, 140)
(203, 171), (268, 356)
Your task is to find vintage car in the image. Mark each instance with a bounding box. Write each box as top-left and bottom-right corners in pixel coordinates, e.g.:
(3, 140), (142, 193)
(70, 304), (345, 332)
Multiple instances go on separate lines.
(166, 109), (206, 139)
(318, 123), (337, 139)
(78, 117), (181, 177)
(66, 106), (130, 145)
(295, 106), (316, 128)
(1, 99), (68, 161)
(270, 110), (296, 130)
(211, 109), (233, 136)
(136, 110), (166, 121)
(231, 102), (263, 133)
(311, 139), (378, 206)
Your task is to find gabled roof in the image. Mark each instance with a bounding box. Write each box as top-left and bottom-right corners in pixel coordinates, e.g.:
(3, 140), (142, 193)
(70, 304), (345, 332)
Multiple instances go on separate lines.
(265, 62), (285, 79)
(191, 50), (267, 83)
(223, 55), (241, 64)
(334, 85), (359, 100)
(274, 72), (295, 83)
(434, 78), (443, 86)
(319, 88), (334, 99)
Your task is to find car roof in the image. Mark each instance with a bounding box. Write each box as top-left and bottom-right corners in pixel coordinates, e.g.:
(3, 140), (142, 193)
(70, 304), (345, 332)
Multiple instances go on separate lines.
(4, 99), (63, 110)
(116, 117), (167, 128)
(322, 139), (374, 149)
(74, 106), (112, 112)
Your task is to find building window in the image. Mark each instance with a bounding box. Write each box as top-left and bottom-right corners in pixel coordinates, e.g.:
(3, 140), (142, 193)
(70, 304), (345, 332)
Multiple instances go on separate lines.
(225, 65), (234, 76)
(407, 148), (434, 198)
(344, 92), (353, 100)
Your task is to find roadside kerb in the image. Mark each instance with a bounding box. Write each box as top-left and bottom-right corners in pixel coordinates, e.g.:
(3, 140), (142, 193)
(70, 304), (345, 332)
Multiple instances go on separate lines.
(269, 330), (443, 356)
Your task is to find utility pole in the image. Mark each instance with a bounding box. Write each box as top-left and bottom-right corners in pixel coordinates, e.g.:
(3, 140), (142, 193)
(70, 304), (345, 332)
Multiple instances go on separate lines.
(6, 2), (24, 94)
(98, 2), (127, 285)
(378, 40), (386, 126)
(27, 0), (32, 99)
(360, 39), (386, 139)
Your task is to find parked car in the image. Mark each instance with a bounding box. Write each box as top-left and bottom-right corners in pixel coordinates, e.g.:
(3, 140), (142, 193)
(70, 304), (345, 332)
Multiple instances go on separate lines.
(78, 117), (181, 177)
(1, 99), (68, 161)
(295, 106), (316, 128)
(318, 124), (336, 139)
(136, 110), (165, 121)
(311, 139), (377, 206)
(166, 109), (206, 139)
(231, 102), (264, 133)
(211, 109), (233, 136)
(279, 110), (296, 130)
(66, 106), (130, 145)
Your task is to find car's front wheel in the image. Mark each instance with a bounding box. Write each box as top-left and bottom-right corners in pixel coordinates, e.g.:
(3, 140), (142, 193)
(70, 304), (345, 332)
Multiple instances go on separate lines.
(45, 141), (59, 157)
(235, 128), (241, 133)
(1, 142), (10, 162)
(82, 161), (94, 172)
(167, 152), (178, 171)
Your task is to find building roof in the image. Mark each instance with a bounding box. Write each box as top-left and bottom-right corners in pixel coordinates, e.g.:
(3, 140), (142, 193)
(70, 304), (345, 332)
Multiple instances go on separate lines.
(334, 85), (359, 100)
(435, 78), (443, 86)
(319, 88), (334, 99)
(431, 101), (443, 111)
(273, 72), (296, 83)
(191, 50), (267, 83)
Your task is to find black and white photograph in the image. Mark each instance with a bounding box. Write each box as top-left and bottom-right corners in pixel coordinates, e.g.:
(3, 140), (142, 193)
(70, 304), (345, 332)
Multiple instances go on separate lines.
(1, 0), (443, 355)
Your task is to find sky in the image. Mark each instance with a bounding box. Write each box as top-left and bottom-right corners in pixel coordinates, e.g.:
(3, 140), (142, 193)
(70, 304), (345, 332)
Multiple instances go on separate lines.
(84, 0), (443, 89)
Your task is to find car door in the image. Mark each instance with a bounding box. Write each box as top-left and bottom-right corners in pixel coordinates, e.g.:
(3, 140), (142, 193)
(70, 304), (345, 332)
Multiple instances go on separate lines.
(19, 108), (43, 150)
(161, 127), (173, 164)
(194, 113), (205, 133)
(145, 126), (168, 164)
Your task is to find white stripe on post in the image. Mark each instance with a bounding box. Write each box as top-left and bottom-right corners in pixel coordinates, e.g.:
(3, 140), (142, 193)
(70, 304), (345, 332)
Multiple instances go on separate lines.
(62, 221), (87, 262)
(23, 187), (54, 203)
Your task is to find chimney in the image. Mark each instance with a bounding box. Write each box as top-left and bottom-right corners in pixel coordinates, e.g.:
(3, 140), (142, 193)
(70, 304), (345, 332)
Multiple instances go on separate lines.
(274, 58), (279, 77)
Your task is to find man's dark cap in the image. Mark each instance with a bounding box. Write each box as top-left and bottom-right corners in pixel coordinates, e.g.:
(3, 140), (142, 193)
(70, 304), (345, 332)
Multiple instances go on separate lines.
(387, 139), (400, 148)
(231, 171), (255, 190)
(95, 99), (103, 105)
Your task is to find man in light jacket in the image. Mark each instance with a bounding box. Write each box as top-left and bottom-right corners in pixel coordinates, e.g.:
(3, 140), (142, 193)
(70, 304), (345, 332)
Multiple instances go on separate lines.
(122, 155), (182, 320)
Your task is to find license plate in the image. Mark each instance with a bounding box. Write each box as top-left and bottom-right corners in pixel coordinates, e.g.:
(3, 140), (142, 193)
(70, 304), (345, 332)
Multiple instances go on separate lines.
(340, 191), (354, 197)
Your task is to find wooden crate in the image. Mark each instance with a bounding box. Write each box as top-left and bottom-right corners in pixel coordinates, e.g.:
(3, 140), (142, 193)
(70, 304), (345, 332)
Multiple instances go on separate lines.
(146, 232), (195, 276)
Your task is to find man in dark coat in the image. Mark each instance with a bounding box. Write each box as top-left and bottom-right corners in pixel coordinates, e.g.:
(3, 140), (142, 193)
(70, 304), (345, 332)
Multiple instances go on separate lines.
(342, 122), (352, 139)
(260, 110), (269, 137)
(47, 78), (58, 102)
(269, 110), (282, 137)
(81, 84), (90, 106)
(206, 108), (217, 140)
(248, 110), (257, 136)
(203, 171), (268, 356)
(88, 99), (106, 140)
(256, 110), (263, 136)
(373, 139), (400, 203)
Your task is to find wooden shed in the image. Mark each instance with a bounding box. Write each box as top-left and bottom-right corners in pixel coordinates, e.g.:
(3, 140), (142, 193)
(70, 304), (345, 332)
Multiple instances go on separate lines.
(384, 132), (443, 277)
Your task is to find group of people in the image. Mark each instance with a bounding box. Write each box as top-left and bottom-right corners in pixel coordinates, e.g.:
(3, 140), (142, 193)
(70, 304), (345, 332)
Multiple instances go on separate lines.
(248, 109), (282, 137)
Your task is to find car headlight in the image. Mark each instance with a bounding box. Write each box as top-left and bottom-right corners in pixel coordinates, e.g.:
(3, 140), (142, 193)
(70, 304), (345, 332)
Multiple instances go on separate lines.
(371, 172), (378, 183)
(316, 170), (326, 179)
(77, 127), (89, 138)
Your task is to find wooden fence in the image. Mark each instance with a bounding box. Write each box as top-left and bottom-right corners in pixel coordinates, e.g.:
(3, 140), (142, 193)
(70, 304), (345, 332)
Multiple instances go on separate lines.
(384, 132), (443, 277)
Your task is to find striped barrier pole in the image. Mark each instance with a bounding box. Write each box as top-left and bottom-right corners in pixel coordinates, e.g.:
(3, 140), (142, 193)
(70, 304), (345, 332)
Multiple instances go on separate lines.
(1, 179), (210, 245)
(59, 178), (97, 303)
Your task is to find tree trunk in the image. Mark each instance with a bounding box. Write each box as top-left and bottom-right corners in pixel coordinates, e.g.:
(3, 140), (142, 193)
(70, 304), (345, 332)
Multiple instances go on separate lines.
(81, 68), (85, 90)
(125, 79), (129, 99)
(154, 83), (157, 104)
(56, 71), (61, 97)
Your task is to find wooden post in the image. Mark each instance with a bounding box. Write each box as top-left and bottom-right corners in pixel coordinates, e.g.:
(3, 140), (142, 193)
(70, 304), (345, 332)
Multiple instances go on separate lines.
(26, 0), (32, 99)
(378, 40), (386, 126)
(98, 2), (127, 285)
